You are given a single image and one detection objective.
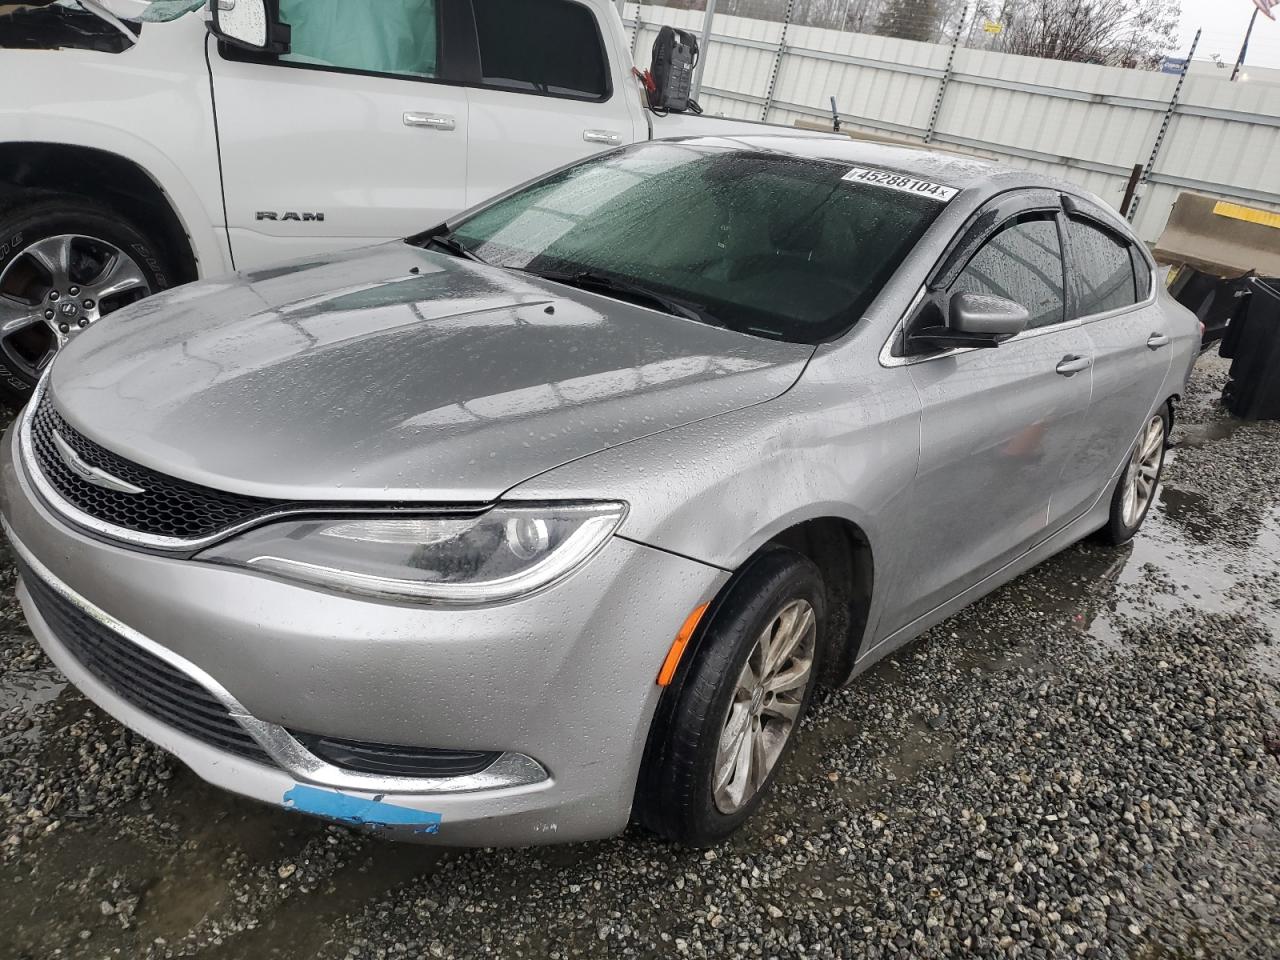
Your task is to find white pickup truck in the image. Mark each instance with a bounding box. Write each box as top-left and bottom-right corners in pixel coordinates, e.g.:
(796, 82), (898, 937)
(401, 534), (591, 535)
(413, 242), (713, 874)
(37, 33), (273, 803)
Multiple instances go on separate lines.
(0, 0), (804, 403)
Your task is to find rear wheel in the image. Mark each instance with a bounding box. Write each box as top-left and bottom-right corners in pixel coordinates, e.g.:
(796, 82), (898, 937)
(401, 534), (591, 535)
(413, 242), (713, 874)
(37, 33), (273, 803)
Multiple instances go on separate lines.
(636, 547), (824, 846)
(0, 197), (167, 405)
(1101, 406), (1169, 545)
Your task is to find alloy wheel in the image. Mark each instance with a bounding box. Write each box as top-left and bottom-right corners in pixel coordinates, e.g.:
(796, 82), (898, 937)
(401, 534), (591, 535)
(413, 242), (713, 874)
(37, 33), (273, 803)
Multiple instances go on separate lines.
(1121, 414), (1165, 528)
(0, 234), (151, 380)
(712, 597), (816, 814)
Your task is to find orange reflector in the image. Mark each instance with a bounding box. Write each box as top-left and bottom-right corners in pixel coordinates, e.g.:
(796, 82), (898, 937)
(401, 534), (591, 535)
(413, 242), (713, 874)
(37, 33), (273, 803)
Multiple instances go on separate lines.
(657, 603), (710, 686)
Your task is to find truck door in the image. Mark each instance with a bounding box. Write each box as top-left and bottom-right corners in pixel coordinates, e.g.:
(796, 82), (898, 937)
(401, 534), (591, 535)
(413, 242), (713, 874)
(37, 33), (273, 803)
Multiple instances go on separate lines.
(460, 0), (647, 207)
(207, 0), (474, 271)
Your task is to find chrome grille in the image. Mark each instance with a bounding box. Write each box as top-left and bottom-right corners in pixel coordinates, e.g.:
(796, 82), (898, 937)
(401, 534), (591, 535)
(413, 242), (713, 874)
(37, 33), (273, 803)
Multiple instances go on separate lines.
(19, 561), (272, 765)
(29, 393), (281, 540)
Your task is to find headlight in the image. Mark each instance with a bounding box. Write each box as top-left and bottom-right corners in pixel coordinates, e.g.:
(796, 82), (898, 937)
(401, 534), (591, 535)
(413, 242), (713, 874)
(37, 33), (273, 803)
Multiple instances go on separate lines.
(198, 502), (626, 604)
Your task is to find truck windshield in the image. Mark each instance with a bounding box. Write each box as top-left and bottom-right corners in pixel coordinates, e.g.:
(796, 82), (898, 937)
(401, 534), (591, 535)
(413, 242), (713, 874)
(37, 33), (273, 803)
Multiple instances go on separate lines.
(439, 142), (947, 344)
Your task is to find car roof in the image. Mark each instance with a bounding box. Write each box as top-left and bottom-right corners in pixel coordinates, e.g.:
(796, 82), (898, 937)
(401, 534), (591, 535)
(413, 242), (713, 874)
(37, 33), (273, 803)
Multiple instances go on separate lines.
(669, 132), (1051, 196)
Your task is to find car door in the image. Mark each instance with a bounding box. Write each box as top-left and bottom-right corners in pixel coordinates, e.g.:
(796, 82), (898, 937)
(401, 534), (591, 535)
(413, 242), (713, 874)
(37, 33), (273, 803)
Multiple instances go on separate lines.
(459, 0), (646, 208)
(1056, 203), (1173, 503)
(207, 0), (475, 271)
(884, 196), (1095, 633)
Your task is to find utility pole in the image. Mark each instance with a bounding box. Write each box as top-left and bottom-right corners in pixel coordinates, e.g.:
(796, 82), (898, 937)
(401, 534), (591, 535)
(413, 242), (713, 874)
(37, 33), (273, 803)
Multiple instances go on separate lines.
(1129, 28), (1199, 222)
(1231, 7), (1260, 81)
(691, 0), (719, 100)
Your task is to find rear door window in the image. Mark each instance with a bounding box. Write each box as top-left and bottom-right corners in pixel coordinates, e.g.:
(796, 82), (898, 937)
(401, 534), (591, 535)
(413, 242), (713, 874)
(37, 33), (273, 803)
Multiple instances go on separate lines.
(470, 0), (609, 100)
(277, 0), (440, 78)
(951, 215), (1066, 329)
(1065, 218), (1138, 318)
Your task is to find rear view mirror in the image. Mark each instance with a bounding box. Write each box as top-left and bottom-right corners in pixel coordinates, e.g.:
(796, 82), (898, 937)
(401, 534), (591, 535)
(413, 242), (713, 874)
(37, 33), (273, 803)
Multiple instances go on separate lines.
(910, 292), (1029, 350)
(949, 292), (1029, 339)
(209, 0), (290, 54)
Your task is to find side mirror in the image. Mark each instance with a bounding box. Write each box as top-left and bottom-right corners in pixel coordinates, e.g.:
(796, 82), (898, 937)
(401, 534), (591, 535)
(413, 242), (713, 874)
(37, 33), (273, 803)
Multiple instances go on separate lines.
(909, 292), (1029, 350)
(209, 0), (290, 54)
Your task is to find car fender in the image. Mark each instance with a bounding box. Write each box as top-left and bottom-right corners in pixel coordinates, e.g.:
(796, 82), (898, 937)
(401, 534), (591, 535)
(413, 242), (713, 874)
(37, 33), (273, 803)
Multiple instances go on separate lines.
(0, 22), (231, 275)
(506, 341), (923, 647)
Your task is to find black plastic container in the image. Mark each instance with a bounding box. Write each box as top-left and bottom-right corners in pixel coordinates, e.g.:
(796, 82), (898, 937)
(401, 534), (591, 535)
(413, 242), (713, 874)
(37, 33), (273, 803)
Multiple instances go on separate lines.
(1221, 277), (1280, 421)
(1170, 266), (1254, 348)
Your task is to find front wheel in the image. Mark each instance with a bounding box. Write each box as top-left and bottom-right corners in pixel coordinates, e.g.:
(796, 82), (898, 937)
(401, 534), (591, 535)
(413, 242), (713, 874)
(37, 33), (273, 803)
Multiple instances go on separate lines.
(1100, 406), (1169, 545)
(0, 197), (168, 406)
(636, 547), (824, 846)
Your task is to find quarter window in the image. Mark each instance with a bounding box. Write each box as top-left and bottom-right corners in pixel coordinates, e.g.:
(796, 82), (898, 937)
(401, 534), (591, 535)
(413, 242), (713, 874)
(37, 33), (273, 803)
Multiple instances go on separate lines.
(1131, 246), (1152, 301)
(952, 215), (1065, 329)
(472, 0), (609, 99)
(1065, 218), (1138, 317)
(277, 0), (440, 79)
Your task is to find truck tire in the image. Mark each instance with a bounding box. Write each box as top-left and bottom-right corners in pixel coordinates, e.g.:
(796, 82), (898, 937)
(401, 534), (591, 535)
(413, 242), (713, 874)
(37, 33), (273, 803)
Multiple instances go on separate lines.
(0, 196), (170, 406)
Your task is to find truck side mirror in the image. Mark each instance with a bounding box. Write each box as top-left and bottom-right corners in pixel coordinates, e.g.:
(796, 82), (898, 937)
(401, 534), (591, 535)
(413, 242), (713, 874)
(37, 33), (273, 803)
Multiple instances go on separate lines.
(209, 0), (290, 55)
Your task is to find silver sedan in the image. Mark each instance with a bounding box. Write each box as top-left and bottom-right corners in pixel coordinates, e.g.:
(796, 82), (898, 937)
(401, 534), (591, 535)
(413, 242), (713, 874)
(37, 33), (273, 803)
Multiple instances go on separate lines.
(1, 136), (1198, 846)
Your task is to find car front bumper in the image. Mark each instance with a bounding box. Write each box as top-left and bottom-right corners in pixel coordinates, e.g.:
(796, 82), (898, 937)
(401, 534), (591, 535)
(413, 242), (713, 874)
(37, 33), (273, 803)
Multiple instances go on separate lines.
(1, 424), (728, 845)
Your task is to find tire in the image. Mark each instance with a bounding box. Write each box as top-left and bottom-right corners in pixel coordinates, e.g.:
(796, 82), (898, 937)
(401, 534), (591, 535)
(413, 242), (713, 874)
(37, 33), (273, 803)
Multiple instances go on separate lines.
(1100, 405), (1170, 545)
(0, 196), (171, 407)
(635, 547), (825, 846)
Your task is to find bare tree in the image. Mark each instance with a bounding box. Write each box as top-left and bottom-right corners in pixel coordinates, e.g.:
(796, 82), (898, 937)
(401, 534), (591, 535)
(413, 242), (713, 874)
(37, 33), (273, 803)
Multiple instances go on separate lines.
(876, 0), (943, 42)
(1000, 0), (1180, 68)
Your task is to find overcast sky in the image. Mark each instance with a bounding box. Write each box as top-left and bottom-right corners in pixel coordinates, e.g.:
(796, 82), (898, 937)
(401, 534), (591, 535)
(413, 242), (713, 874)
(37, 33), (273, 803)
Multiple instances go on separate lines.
(1177, 0), (1280, 70)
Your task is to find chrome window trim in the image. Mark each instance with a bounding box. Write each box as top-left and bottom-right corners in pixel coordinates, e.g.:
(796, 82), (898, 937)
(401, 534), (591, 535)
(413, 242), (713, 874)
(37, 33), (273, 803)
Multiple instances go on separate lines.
(5, 520), (549, 797)
(879, 218), (1159, 370)
(18, 376), (482, 554)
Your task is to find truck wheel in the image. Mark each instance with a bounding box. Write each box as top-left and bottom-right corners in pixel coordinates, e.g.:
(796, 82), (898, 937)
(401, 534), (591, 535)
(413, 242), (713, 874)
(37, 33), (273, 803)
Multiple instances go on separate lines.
(635, 547), (825, 847)
(0, 197), (169, 406)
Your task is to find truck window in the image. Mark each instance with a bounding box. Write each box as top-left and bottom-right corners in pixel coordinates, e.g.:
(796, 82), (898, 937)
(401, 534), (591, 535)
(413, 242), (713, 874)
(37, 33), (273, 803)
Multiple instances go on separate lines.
(471, 0), (609, 100)
(276, 0), (440, 78)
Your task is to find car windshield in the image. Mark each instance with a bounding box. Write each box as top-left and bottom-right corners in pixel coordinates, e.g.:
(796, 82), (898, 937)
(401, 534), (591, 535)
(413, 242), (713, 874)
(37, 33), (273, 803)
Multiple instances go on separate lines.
(437, 142), (948, 343)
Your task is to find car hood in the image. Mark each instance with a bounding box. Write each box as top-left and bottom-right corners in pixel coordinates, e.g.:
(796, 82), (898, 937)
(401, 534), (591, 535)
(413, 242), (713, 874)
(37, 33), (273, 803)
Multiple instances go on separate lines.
(48, 244), (812, 502)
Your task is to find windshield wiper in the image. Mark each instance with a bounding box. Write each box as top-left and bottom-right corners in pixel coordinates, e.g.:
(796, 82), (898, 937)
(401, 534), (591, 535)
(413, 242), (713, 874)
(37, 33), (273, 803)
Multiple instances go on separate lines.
(424, 234), (487, 264)
(529, 270), (716, 326)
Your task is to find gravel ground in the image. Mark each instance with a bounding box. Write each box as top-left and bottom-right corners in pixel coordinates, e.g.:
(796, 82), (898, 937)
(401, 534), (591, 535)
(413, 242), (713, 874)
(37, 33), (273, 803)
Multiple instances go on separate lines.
(1, 353), (1277, 960)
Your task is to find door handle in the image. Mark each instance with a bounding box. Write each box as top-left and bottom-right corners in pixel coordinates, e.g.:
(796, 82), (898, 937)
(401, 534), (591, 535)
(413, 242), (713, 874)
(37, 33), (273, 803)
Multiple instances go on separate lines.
(1146, 332), (1171, 349)
(583, 129), (622, 145)
(1055, 355), (1092, 376)
(403, 112), (456, 131)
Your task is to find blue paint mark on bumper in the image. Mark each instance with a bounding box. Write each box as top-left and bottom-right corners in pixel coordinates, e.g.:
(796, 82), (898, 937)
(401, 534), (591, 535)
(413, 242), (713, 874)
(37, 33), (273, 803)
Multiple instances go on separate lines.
(282, 785), (442, 834)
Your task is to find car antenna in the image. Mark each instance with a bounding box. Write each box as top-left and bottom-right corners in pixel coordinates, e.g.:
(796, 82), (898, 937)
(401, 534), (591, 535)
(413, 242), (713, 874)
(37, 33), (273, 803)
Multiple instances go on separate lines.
(830, 97), (841, 134)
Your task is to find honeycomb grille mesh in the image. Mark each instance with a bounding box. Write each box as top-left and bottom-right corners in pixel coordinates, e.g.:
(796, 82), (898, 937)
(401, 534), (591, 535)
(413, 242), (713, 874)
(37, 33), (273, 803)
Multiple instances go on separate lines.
(19, 561), (272, 765)
(29, 394), (281, 540)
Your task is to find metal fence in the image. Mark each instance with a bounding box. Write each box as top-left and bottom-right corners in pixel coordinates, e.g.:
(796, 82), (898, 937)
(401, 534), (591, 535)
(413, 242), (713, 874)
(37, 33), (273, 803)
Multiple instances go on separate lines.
(623, 2), (1280, 244)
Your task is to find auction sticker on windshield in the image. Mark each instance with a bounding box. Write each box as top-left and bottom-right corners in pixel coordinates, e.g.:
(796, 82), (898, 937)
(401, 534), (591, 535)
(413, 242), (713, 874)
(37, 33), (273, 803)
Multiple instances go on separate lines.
(842, 167), (959, 201)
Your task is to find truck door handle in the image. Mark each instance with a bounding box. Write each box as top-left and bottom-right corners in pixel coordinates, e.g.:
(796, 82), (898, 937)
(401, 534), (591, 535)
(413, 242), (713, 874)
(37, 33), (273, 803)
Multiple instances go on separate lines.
(1146, 333), (1171, 349)
(583, 129), (622, 145)
(403, 112), (456, 131)
(1055, 355), (1092, 376)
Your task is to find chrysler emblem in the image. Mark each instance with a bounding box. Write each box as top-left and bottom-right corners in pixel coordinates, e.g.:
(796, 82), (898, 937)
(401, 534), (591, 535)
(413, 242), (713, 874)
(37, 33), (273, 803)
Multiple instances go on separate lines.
(51, 431), (145, 495)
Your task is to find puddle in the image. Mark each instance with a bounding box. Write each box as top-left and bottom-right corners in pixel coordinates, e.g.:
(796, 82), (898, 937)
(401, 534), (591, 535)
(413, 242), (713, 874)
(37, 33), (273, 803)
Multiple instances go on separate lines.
(0, 669), (64, 715)
(1175, 418), (1248, 448)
